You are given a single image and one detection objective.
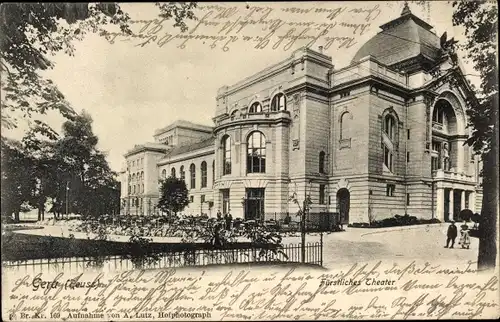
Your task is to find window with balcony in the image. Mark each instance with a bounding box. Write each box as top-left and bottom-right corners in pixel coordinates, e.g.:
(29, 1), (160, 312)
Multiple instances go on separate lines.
(190, 163), (196, 189)
(201, 161), (207, 188)
(319, 151), (326, 173)
(271, 93), (287, 111)
(222, 135), (231, 175)
(247, 131), (266, 173)
(249, 102), (262, 114)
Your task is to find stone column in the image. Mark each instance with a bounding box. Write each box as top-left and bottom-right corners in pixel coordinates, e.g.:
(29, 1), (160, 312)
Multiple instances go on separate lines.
(460, 190), (466, 211)
(436, 188), (445, 221)
(449, 189), (454, 221)
(469, 191), (476, 212)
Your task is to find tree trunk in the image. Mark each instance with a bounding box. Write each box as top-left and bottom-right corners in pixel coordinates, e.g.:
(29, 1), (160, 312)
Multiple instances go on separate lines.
(477, 127), (499, 271)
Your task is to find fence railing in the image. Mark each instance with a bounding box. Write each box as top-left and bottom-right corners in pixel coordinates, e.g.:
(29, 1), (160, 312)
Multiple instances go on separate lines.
(2, 242), (323, 274)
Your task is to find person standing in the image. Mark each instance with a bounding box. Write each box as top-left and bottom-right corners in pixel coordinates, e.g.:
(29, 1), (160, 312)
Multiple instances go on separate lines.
(445, 221), (458, 248)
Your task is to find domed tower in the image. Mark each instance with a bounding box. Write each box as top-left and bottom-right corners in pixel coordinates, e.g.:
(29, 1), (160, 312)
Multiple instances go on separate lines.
(351, 2), (442, 73)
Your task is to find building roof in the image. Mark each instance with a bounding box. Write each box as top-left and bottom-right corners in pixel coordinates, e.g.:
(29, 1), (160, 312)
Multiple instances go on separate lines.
(351, 3), (441, 70)
(124, 142), (169, 157)
(161, 136), (215, 160)
(154, 120), (213, 136)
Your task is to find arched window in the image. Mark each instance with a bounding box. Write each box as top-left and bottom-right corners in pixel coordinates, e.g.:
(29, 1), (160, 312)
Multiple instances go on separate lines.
(319, 151), (326, 174)
(212, 160), (215, 184)
(222, 135), (231, 175)
(161, 169), (166, 179)
(141, 184), (144, 193)
(141, 171), (144, 180)
(189, 163), (196, 189)
(171, 167), (176, 178)
(340, 112), (352, 140)
(433, 104), (445, 124)
(132, 173), (136, 181)
(128, 185), (131, 194)
(133, 185), (136, 194)
(384, 115), (396, 140)
(180, 165), (185, 181)
(247, 131), (266, 173)
(201, 161), (207, 188)
(271, 93), (287, 111)
(249, 102), (262, 114)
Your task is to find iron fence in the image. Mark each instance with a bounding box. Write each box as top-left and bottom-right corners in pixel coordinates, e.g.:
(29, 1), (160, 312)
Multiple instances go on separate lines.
(2, 241), (323, 274)
(262, 212), (342, 232)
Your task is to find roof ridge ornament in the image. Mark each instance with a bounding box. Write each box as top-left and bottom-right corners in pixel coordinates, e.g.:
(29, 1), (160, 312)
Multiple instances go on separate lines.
(401, 1), (411, 16)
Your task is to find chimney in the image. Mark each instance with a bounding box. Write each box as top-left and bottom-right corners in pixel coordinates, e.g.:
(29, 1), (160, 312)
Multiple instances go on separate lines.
(318, 46), (323, 54)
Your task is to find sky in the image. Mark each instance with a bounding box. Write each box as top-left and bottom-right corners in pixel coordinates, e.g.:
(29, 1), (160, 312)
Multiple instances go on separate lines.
(3, 1), (483, 173)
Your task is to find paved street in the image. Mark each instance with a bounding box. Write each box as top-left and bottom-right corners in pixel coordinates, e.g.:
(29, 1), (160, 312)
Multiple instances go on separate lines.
(283, 223), (478, 268)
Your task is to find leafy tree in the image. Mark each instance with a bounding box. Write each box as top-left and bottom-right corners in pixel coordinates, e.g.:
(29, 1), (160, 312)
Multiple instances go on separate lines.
(157, 176), (189, 218)
(1, 3), (196, 137)
(0, 138), (37, 222)
(451, 0), (498, 271)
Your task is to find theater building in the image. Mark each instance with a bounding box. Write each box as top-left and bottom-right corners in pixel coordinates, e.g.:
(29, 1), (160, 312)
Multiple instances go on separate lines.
(120, 5), (482, 224)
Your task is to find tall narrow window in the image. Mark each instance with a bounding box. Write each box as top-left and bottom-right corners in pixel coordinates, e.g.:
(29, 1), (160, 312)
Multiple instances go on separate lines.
(340, 112), (351, 140)
(384, 115), (395, 140)
(271, 93), (287, 111)
(406, 152), (410, 163)
(433, 105), (444, 124)
(407, 129), (410, 140)
(384, 145), (393, 171)
(212, 160), (215, 184)
(319, 184), (326, 204)
(189, 163), (196, 189)
(249, 102), (262, 114)
(319, 151), (326, 173)
(386, 184), (395, 197)
(406, 193), (411, 206)
(180, 165), (185, 181)
(161, 169), (166, 179)
(247, 131), (266, 173)
(201, 161), (207, 188)
(171, 167), (176, 178)
(222, 135), (231, 175)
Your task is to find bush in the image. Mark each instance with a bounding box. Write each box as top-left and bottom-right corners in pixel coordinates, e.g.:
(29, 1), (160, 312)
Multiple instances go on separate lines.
(349, 214), (441, 228)
(459, 209), (473, 222)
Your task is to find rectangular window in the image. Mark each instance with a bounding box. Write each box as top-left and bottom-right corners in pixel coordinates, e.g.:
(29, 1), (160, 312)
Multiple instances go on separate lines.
(190, 196), (194, 203)
(431, 156), (441, 171)
(386, 184), (395, 197)
(319, 185), (326, 204)
(221, 189), (230, 214)
(407, 129), (410, 140)
(406, 152), (410, 163)
(201, 195), (206, 203)
(406, 193), (410, 206)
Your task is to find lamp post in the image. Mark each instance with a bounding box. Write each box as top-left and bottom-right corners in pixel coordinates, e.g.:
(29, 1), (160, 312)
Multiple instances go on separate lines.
(301, 180), (312, 263)
(65, 181), (69, 220)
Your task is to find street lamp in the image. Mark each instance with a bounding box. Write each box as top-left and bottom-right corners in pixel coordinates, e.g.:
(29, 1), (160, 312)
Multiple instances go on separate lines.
(65, 181), (70, 220)
(301, 180), (312, 263)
